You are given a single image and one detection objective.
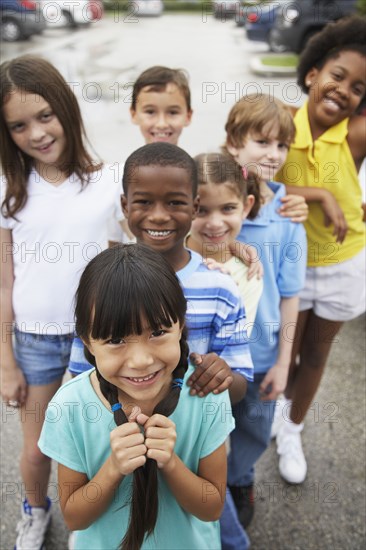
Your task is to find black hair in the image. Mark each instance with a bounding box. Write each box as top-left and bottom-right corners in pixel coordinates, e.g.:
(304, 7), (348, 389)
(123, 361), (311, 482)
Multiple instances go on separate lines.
(75, 243), (189, 550)
(123, 142), (198, 197)
(297, 15), (366, 101)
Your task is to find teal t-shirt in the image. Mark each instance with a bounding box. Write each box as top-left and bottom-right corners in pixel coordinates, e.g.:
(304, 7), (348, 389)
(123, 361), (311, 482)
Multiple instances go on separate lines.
(39, 366), (234, 549)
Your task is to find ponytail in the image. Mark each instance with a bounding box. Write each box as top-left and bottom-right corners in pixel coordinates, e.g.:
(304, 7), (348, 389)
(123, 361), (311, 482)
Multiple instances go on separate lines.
(245, 171), (261, 220)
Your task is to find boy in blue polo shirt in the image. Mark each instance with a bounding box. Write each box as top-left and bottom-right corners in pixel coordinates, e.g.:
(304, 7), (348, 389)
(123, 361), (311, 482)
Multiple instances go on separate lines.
(220, 93), (307, 548)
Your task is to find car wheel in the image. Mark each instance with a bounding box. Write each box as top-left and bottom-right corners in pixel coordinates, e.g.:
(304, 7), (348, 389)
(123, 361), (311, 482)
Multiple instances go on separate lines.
(1, 18), (23, 41)
(268, 30), (287, 53)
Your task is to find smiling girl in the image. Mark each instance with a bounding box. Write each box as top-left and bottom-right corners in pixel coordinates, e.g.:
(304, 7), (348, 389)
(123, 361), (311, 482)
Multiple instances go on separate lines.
(273, 15), (366, 485)
(39, 243), (233, 550)
(0, 55), (124, 549)
(186, 152), (263, 332)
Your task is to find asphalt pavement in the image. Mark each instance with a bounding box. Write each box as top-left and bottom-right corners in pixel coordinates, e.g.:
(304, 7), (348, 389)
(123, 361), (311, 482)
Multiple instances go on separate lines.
(1, 12), (365, 550)
(1, 313), (365, 549)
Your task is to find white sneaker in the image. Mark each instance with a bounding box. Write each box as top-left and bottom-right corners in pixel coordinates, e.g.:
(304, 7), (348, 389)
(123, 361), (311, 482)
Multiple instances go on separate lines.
(270, 395), (291, 439)
(15, 497), (51, 550)
(276, 425), (307, 484)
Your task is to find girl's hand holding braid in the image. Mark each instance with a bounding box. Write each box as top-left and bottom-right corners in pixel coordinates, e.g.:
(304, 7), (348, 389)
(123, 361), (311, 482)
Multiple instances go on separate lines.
(137, 413), (177, 472)
(110, 406), (177, 475)
(109, 409), (147, 476)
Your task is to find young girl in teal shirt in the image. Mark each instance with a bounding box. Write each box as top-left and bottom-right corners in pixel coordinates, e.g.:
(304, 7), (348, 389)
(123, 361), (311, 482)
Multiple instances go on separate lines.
(39, 243), (234, 550)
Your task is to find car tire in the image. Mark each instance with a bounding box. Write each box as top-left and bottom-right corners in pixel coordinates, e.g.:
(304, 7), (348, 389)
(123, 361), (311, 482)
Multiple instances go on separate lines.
(1, 18), (23, 41)
(268, 30), (287, 53)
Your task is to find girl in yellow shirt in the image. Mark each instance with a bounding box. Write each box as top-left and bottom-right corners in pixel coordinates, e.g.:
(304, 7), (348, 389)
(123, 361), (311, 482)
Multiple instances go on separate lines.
(274, 16), (366, 484)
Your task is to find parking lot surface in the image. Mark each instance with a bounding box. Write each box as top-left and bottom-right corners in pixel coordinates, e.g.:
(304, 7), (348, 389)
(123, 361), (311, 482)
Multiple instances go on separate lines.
(1, 13), (365, 550)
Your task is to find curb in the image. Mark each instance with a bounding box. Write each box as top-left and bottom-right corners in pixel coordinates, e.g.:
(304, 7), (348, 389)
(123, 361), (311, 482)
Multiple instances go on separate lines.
(250, 56), (297, 77)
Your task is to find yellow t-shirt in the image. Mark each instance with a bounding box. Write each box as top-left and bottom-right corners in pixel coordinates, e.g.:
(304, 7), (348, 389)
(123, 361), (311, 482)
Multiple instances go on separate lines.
(276, 102), (365, 267)
(224, 257), (263, 336)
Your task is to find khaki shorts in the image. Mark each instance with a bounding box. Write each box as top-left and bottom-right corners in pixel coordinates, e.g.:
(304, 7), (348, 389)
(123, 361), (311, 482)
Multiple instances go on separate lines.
(299, 248), (366, 321)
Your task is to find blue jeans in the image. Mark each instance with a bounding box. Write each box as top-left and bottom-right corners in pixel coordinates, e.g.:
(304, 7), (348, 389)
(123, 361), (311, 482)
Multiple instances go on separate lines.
(14, 328), (73, 385)
(228, 374), (276, 486)
(220, 488), (250, 550)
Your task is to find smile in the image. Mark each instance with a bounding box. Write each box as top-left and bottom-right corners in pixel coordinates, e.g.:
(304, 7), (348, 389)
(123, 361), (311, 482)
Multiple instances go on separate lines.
(151, 132), (173, 142)
(145, 229), (173, 238)
(36, 140), (55, 152)
(323, 97), (343, 112)
(203, 231), (228, 238)
(123, 370), (161, 386)
(260, 164), (279, 170)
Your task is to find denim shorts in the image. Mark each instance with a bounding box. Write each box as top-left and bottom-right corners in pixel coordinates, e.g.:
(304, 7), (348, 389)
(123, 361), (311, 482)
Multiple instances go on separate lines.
(14, 328), (74, 385)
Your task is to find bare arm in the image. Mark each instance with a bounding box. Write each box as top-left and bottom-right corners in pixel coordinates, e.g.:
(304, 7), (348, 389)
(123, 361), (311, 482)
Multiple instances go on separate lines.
(229, 372), (247, 404)
(161, 444), (227, 521)
(259, 296), (299, 401)
(284, 186), (348, 243)
(59, 421), (145, 530)
(347, 114), (366, 172)
(58, 458), (122, 530)
(0, 227), (27, 404)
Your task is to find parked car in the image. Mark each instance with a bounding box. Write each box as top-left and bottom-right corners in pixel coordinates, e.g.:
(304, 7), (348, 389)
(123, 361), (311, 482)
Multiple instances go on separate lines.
(245, 0), (287, 42)
(234, 0), (261, 28)
(40, 0), (103, 28)
(212, 0), (238, 19)
(128, 0), (164, 17)
(268, 0), (358, 53)
(1, 0), (46, 41)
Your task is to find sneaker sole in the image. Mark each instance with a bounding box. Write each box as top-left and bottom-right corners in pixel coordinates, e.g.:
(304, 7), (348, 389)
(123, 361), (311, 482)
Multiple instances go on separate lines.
(279, 468), (307, 485)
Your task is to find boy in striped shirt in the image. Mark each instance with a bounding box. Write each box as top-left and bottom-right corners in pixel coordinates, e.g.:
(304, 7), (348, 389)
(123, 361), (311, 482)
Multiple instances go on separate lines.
(70, 142), (253, 403)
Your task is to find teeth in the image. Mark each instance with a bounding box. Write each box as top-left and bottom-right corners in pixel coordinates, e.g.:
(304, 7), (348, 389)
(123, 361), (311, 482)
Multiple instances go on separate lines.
(129, 373), (156, 382)
(147, 230), (172, 237)
(324, 98), (341, 109)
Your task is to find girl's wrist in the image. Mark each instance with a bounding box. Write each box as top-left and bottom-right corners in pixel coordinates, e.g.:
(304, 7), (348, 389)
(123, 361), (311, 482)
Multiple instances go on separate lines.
(105, 455), (125, 484)
(160, 453), (178, 475)
(1, 358), (19, 372)
(319, 188), (332, 204)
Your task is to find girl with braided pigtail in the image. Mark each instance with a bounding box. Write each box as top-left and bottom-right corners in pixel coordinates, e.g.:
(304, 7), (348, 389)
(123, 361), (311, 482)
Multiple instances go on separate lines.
(93, 336), (189, 550)
(39, 243), (233, 550)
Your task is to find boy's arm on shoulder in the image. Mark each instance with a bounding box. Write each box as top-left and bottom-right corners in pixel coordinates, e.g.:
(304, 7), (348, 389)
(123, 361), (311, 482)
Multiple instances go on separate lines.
(188, 352), (234, 398)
